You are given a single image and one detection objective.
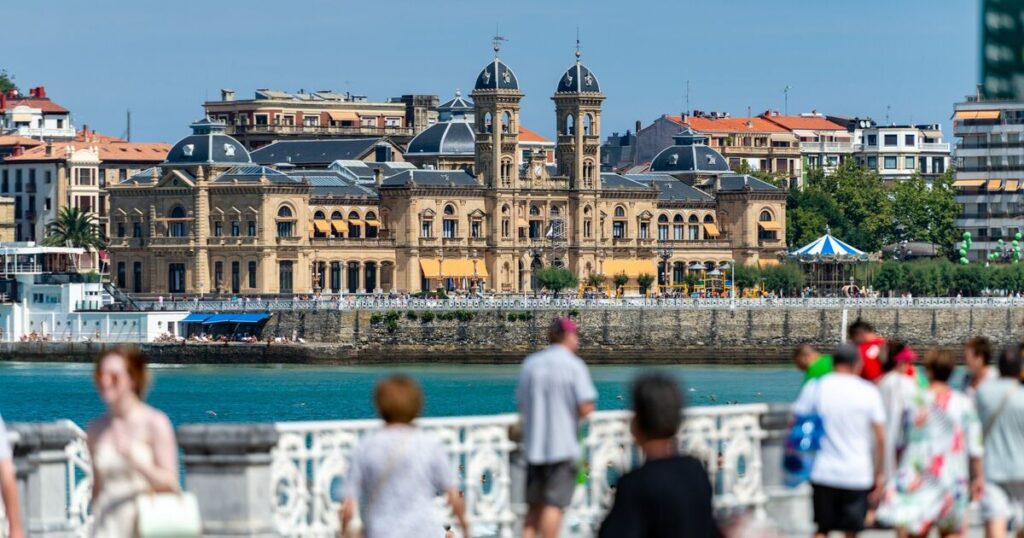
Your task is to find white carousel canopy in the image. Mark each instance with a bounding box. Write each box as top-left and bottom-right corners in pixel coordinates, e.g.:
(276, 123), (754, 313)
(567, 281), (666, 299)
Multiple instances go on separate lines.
(789, 233), (867, 262)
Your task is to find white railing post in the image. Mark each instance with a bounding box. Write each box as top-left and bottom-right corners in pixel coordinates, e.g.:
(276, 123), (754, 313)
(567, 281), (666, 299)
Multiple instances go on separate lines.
(9, 421), (90, 538)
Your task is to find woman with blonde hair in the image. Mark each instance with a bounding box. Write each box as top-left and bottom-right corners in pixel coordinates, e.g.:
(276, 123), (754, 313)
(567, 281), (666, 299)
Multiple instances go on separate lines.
(340, 375), (469, 538)
(87, 346), (180, 537)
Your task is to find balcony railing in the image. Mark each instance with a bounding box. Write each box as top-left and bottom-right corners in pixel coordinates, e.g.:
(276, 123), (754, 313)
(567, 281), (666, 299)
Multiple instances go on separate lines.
(798, 141), (854, 153)
(309, 237), (397, 247)
(148, 236), (192, 247)
(206, 236), (259, 247)
(226, 124), (414, 137)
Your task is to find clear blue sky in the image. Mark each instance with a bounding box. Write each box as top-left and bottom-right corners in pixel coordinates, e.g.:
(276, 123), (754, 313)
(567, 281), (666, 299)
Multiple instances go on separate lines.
(5, 0), (978, 144)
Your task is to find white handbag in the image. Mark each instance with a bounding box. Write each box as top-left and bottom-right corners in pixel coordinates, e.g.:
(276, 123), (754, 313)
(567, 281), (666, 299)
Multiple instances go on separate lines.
(136, 492), (203, 538)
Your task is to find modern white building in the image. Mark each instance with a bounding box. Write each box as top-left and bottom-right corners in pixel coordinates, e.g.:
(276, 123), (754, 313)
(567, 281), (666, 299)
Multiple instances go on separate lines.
(951, 97), (1024, 260)
(850, 122), (951, 182)
(0, 243), (186, 342)
(0, 87), (75, 140)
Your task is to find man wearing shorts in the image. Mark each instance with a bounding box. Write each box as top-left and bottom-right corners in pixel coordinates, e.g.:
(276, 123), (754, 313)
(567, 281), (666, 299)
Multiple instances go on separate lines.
(793, 343), (885, 538)
(976, 345), (1024, 537)
(517, 318), (597, 538)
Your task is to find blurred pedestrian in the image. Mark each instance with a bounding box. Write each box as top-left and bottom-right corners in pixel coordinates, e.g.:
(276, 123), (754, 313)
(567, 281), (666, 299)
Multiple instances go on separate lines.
(848, 319), (885, 382)
(517, 317), (597, 538)
(793, 343), (886, 538)
(877, 349), (984, 537)
(87, 346), (180, 538)
(976, 345), (1024, 538)
(878, 342), (920, 479)
(340, 375), (469, 538)
(963, 336), (997, 398)
(793, 344), (832, 384)
(0, 412), (24, 538)
(598, 373), (717, 537)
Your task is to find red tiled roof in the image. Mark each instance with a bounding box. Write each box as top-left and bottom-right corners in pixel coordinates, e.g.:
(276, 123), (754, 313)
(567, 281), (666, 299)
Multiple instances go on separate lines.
(0, 135), (43, 148)
(666, 114), (788, 133)
(4, 140), (169, 163)
(1, 97), (69, 114)
(519, 126), (550, 143)
(761, 114), (847, 131)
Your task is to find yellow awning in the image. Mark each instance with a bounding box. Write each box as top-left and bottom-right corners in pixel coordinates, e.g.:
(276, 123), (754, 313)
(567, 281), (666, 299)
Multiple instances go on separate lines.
(758, 221), (782, 231)
(365, 219), (381, 227)
(348, 219), (365, 226)
(952, 179), (985, 187)
(1006, 179), (1019, 191)
(327, 110), (359, 121)
(954, 110), (1001, 120)
(419, 259), (489, 278)
(313, 220), (331, 234)
(987, 179), (1003, 191)
(703, 223), (720, 237)
(758, 259), (780, 268)
(603, 259), (658, 278)
(331, 219), (349, 234)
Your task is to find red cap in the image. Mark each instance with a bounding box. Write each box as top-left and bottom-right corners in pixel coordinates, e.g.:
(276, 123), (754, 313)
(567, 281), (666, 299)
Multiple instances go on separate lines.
(557, 318), (578, 334)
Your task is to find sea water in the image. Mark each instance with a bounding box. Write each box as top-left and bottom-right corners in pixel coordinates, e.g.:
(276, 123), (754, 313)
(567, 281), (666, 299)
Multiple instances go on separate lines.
(0, 362), (802, 426)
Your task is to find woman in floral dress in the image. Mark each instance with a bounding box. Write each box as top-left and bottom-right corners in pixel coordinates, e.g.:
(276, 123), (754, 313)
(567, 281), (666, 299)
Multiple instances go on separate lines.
(877, 349), (984, 537)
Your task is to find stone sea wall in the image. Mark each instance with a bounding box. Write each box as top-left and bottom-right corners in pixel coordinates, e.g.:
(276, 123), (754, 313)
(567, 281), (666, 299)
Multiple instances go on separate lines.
(2, 305), (1021, 364)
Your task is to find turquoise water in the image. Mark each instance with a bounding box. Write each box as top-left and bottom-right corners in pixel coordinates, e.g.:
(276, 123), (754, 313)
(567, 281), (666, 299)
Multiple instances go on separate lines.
(0, 363), (802, 427)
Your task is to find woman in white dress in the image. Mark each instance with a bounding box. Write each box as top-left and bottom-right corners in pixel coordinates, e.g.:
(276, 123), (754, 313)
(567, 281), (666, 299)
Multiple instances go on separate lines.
(87, 346), (180, 538)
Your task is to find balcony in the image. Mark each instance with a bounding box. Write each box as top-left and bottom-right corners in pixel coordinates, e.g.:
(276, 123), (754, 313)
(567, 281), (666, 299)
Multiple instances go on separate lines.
(798, 141), (855, 153)
(148, 236), (192, 247)
(920, 142), (951, 152)
(207, 236), (259, 247)
(309, 237), (397, 248)
(274, 236), (305, 247)
(108, 237), (144, 248)
(958, 165), (1024, 173)
(226, 124), (413, 138)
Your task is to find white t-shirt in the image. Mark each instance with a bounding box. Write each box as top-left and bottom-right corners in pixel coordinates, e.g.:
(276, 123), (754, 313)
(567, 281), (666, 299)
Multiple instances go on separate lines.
(0, 414), (9, 461)
(793, 372), (885, 490)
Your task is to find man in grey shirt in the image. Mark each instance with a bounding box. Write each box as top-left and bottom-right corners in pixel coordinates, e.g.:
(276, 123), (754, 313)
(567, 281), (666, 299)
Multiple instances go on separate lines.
(517, 317), (597, 538)
(0, 414), (24, 538)
(976, 346), (1024, 537)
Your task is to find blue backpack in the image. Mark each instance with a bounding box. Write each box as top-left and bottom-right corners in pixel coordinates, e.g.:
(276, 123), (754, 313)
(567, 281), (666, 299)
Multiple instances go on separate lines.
(783, 382), (825, 488)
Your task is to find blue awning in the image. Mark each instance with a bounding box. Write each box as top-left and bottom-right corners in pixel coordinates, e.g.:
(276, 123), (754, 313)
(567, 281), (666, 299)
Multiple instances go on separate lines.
(181, 313), (211, 323)
(201, 313), (271, 325)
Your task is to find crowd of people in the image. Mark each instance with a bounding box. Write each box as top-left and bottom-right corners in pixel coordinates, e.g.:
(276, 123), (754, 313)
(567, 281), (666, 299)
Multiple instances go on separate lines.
(792, 321), (1024, 538)
(3, 316), (1023, 537)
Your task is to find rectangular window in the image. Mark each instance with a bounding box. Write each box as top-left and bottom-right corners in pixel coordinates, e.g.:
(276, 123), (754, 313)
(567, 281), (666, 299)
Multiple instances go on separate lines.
(529, 220), (542, 239)
(421, 220), (431, 238)
(688, 225), (699, 240)
(276, 221), (294, 238)
(884, 156), (897, 169)
(248, 261), (257, 289)
(639, 222), (649, 240)
(384, 117), (402, 127)
(133, 222), (142, 238)
(584, 220), (592, 238)
(116, 262), (126, 289)
(866, 134), (877, 146)
(2, 170), (7, 193)
(247, 220), (257, 236)
(905, 134), (915, 146)
(15, 169), (22, 191)
(214, 222), (223, 237)
(612, 221), (625, 239)
(470, 221), (480, 239)
(905, 156), (915, 169)
(674, 224), (683, 241)
(44, 170), (51, 184)
(443, 219), (457, 238)
(230, 261), (240, 293)
(502, 219), (510, 238)
(117, 222), (125, 238)
(231, 221), (240, 237)
(867, 156), (878, 169)
(214, 262), (223, 290)
(884, 134), (898, 146)
(278, 261), (293, 293)
(658, 225), (668, 241)
(44, 198), (51, 211)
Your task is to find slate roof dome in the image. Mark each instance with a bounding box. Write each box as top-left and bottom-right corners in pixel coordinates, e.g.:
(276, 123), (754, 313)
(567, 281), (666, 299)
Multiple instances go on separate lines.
(475, 58), (519, 91)
(165, 118), (250, 166)
(556, 60), (601, 93)
(407, 121), (475, 156)
(438, 90), (473, 116)
(649, 126), (730, 174)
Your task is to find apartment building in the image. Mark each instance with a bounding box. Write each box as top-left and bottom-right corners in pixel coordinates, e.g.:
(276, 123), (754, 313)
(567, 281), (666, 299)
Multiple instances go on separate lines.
(202, 89), (438, 150)
(0, 86), (75, 140)
(952, 97), (1024, 260)
(762, 112), (853, 182)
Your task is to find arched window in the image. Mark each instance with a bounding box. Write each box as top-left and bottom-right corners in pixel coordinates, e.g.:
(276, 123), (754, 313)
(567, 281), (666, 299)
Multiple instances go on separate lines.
(688, 214), (699, 223)
(703, 214), (715, 223)
(275, 205), (295, 238)
(500, 159), (512, 186)
(331, 210), (342, 220)
(348, 210), (362, 239)
(550, 206), (561, 217)
(483, 112), (493, 134)
(582, 160), (594, 188)
(672, 214), (684, 240)
(687, 214), (700, 241)
(657, 214), (669, 240)
(444, 204), (456, 216)
(501, 111), (512, 134)
(565, 114), (575, 136)
(658, 214), (669, 223)
(529, 205), (541, 217)
(313, 210), (325, 220)
(442, 205), (457, 239)
(583, 206), (591, 215)
(169, 206), (187, 237)
(759, 210), (774, 222)
(365, 211), (378, 238)
(277, 206), (293, 218)
(583, 114), (593, 136)
(614, 206), (626, 218)
(502, 205), (510, 215)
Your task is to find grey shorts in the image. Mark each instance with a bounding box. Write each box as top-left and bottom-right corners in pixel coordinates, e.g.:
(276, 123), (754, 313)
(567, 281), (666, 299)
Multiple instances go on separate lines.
(983, 481), (1024, 529)
(526, 460), (578, 508)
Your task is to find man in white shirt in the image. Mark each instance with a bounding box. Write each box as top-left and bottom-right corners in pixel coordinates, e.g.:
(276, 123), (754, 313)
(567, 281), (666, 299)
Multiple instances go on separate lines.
(793, 343), (885, 538)
(0, 414), (24, 538)
(517, 317), (597, 538)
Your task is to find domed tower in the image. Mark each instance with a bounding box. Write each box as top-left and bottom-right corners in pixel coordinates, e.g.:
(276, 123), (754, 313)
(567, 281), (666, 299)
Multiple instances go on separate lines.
(471, 41), (522, 188)
(552, 46), (604, 190)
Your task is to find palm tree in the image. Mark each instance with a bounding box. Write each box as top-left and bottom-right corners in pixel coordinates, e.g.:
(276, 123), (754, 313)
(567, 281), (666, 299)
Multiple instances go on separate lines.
(43, 207), (106, 251)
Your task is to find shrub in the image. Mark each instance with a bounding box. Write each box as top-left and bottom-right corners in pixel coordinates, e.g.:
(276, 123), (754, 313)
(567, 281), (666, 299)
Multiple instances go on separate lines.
(420, 311), (435, 323)
(567, 308), (580, 318)
(637, 273), (655, 294)
(405, 311), (418, 321)
(454, 310), (474, 322)
(535, 267), (579, 297)
(385, 319), (399, 333)
(612, 272), (629, 291)
(369, 313), (382, 325)
(384, 311), (401, 323)
(585, 273), (606, 288)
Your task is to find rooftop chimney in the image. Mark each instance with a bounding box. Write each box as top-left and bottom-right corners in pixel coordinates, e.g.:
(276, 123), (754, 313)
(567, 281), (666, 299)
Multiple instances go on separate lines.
(11, 144), (23, 157)
(374, 166), (384, 187)
(221, 89), (235, 102)
(44, 142), (53, 157)
(635, 120), (642, 132)
(28, 86), (46, 99)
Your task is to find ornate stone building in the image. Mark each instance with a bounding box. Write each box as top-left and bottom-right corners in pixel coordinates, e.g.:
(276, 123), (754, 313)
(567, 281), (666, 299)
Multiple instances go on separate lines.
(107, 47), (786, 296)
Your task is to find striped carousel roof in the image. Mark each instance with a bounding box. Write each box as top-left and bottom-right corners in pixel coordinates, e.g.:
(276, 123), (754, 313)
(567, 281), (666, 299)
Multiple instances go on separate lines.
(789, 233), (867, 261)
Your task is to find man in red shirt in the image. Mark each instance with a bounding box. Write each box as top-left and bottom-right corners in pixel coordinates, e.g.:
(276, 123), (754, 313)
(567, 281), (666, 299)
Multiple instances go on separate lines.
(848, 319), (885, 382)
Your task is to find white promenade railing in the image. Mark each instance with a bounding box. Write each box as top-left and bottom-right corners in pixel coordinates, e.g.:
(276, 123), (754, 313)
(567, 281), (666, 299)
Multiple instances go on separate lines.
(135, 296), (1024, 313)
(271, 405), (768, 538)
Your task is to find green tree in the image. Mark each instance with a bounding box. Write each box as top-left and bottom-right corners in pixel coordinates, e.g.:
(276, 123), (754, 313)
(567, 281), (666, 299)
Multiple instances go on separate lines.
(585, 273), (606, 288)
(0, 69), (16, 95)
(44, 207), (106, 251)
(787, 160), (892, 252)
(762, 263), (804, 296)
(891, 170), (961, 257)
(871, 261), (906, 294)
(636, 273), (655, 294)
(612, 272), (629, 291)
(534, 267), (578, 297)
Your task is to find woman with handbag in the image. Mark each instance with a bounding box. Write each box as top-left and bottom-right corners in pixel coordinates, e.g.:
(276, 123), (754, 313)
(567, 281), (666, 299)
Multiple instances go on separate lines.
(87, 346), (190, 538)
(340, 375), (470, 538)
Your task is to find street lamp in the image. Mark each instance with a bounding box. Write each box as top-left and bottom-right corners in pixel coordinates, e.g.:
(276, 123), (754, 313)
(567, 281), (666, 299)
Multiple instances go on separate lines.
(658, 241), (674, 295)
(721, 260), (736, 299)
(471, 249), (479, 296)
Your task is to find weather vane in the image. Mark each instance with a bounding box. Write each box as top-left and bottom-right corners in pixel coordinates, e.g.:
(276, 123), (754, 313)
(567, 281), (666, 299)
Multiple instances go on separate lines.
(493, 24), (507, 58)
